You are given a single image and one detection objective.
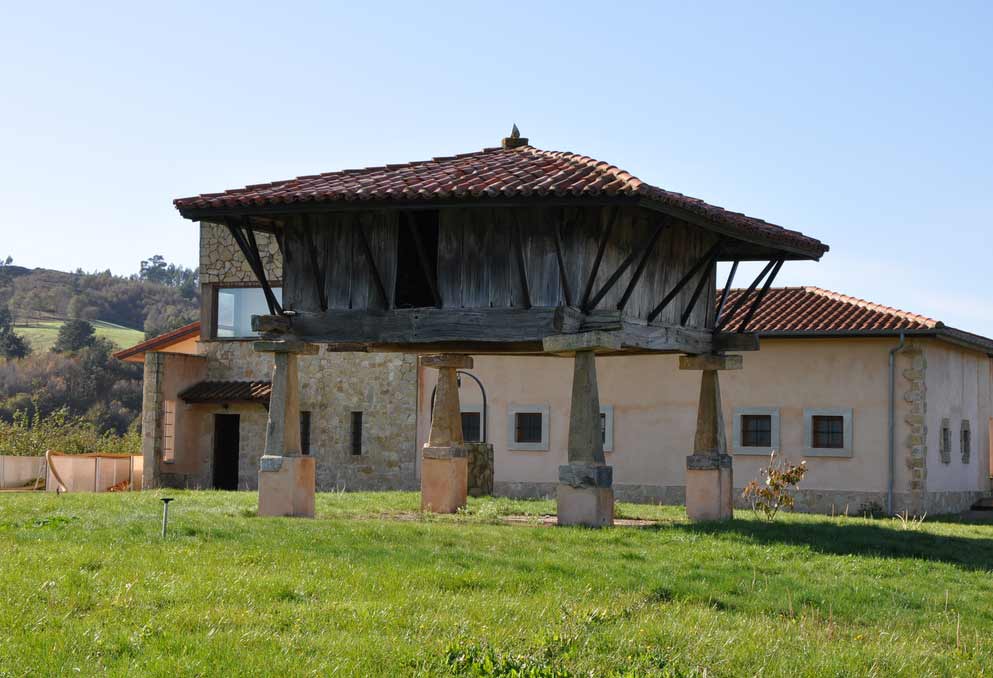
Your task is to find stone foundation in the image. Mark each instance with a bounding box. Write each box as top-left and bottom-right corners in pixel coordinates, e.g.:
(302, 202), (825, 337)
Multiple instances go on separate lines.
(258, 456), (315, 517)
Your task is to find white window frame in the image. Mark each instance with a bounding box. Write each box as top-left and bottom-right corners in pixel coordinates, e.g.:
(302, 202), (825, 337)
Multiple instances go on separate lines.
(600, 405), (614, 453)
(732, 407), (780, 455)
(803, 408), (854, 457)
(162, 399), (176, 463)
(507, 404), (550, 451)
(460, 403), (484, 444)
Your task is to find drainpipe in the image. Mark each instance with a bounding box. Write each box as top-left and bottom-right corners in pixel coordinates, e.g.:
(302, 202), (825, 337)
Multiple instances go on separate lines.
(888, 332), (906, 515)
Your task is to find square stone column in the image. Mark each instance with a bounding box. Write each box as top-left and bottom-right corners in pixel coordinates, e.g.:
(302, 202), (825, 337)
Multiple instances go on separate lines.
(421, 354), (472, 513)
(254, 339), (319, 517)
(680, 353), (741, 521)
(557, 350), (614, 527)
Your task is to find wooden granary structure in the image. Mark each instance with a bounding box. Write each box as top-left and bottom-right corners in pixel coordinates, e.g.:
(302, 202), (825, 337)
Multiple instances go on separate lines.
(175, 128), (828, 524)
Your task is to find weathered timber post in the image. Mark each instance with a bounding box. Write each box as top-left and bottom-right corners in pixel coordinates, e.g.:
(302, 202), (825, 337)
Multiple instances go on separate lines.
(421, 354), (472, 513)
(680, 353), (742, 521)
(557, 350), (614, 527)
(254, 338), (319, 517)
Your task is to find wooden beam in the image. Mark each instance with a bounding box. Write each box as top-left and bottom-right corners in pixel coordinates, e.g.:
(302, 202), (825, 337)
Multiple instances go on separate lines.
(679, 250), (719, 326)
(586, 220), (667, 311)
(738, 259), (783, 333)
(553, 217), (574, 307)
(713, 259), (739, 328)
(244, 226), (283, 315)
(406, 213), (442, 308)
(646, 241), (722, 323)
(301, 215), (328, 311)
(616, 222), (667, 311)
(714, 259), (776, 332)
(713, 332), (759, 352)
(580, 207), (616, 311)
(513, 215), (532, 309)
(355, 218), (391, 309)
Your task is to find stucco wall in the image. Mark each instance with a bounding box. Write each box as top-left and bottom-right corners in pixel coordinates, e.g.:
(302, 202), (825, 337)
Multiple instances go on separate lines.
(415, 337), (991, 513)
(924, 341), (992, 496)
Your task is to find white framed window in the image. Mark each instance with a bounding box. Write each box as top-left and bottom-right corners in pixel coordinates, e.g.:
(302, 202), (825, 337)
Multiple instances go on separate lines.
(961, 419), (971, 464)
(162, 399), (176, 463)
(600, 405), (614, 453)
(803, 408), (853, 457)
(732, 407), (780, 455)
(215, 286), (283, 338)
(461, 403), (484, 443)
(507, 404), (550, 451)
(939, 418), (952, 464)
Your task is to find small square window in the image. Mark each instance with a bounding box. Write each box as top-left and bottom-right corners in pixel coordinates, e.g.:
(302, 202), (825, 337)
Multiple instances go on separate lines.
(803, 408), (853, 457)
(515, 413), (543, 443)
(732, 408), (780, 455)
(507, 405), (550, 451)
(812, 415), (844, 449)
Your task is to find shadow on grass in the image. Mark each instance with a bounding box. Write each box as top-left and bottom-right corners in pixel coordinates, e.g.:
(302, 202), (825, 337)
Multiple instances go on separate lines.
(669, 517), (993, 571)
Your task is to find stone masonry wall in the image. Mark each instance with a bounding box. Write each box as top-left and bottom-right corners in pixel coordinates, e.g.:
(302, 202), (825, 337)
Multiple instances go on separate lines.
(204, 341), (418, 491)
(902, 342), (928, 514)
(199, 221), (282, 284)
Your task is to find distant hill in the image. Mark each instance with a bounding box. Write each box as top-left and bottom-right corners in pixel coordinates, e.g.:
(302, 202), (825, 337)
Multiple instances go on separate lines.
(0, 260), (198, 341)
(14, 318), (145, 352)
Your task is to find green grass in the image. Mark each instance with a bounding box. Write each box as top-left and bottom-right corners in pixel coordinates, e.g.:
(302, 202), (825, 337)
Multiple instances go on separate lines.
(1, 491), (992, 677)
(13, 319), (144, 352)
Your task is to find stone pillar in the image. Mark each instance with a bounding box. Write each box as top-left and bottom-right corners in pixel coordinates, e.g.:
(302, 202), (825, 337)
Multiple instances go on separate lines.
(140, 352), (166, 489)
(255, 339), (319, 517)
(680, 354), (741, 521)
(421, 354), (472, 513)
(557, 350), (614, 527)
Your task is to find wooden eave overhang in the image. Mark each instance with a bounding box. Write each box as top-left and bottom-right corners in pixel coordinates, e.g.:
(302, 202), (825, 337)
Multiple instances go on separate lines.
(754, 327), (993, 356)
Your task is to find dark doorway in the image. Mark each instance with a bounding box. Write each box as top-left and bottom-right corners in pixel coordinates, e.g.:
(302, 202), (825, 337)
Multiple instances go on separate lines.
(212, 414), (240, 490)
(394, 210), (440, 308)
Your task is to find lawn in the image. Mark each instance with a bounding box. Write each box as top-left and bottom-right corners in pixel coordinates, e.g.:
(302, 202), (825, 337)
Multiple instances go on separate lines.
(13, 319), (144, 353)
(1, 491), (991, 677)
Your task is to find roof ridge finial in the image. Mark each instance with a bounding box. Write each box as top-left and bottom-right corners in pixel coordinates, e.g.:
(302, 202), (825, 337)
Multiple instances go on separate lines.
(502, 123), (529, 149)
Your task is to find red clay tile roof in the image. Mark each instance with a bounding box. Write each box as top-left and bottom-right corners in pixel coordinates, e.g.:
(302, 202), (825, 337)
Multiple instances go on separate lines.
(112, 322), (201, 362)
(179, 380), (271, 403)
(723, 287), (940, 333)
(174, 145), (827, 258)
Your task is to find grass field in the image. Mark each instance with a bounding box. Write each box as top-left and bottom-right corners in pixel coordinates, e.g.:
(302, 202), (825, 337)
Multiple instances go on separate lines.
(12, 319), (144, 352)
(1, 491), (991, 677)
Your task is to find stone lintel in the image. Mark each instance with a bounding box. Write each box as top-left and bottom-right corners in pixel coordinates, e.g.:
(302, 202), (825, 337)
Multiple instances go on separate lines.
(679, 354), (742, 371)
(421, 354), (473, 370)
(686, 454), (732, 470)
(543, 331), (623, 355)
(253, 339), (320, 355)
(422, 445), (469, 460)
(559, 463), (613, 488)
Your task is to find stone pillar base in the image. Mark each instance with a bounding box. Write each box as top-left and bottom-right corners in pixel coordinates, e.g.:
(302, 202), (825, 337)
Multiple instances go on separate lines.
(421, 447), (468, 513)
(258, 455), (315, 518)
(556, 463), (614, 527)
(685, 454), (733, 521)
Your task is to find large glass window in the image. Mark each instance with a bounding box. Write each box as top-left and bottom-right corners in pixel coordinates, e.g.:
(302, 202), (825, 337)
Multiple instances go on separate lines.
(216, 287), (282, 338)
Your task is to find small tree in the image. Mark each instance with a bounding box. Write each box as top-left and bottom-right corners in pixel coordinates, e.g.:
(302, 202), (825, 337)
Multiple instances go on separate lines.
(52, 319), (96, 353)
(0, 306), (31, 359)
(742, 451), (807, 521)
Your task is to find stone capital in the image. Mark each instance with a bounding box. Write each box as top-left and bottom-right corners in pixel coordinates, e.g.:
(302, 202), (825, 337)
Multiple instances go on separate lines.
(420, 354), (473, 370)
(558, 463), (613, 488)
(422, 445), (469, 460)
(253, 339), (320, 355)
(679, 354), (742, 371)
(686, 453), (732, 470)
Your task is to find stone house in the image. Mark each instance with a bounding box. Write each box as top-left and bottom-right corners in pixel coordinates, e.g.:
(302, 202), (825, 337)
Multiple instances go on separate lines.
(119, 225), (993, 515)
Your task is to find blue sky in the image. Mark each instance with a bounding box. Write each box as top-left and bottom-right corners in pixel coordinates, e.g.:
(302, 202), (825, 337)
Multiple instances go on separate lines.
(1, 1), (990, 335)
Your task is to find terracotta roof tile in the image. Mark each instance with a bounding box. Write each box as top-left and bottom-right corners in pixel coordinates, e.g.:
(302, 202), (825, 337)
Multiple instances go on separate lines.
(179, 380), (272, 404)
(174, 144), (827, 258)
(723, 287), (940, 333)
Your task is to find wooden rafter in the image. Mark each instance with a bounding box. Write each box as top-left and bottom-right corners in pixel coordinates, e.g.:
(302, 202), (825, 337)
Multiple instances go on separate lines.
(616, 222), (667, 311)
(714, 259), (776, 332)
(586, 220), (667, 312)
(553, 216), (574, 307)
(513, 214), (532, 309)
(355, 218), (390, 309)
(679, 250), (719, 326)
(406, 212), (442, 308)
(713, 260), (739, 328)
(580, 207), (617, 311)
(646, 241), (723, 323)
(737, 259), (783, 333)
(301, 215), (328, 311)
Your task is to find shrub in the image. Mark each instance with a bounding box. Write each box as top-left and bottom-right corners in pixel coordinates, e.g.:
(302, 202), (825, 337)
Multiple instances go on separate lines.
(742, 451), (807, 521)
(0, 407), (139, 457)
